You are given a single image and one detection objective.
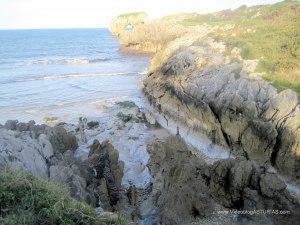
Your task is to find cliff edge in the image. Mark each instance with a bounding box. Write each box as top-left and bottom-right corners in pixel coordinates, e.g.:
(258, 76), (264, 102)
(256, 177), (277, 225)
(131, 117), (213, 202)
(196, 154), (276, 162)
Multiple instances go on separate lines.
(110, 1), (300, 183)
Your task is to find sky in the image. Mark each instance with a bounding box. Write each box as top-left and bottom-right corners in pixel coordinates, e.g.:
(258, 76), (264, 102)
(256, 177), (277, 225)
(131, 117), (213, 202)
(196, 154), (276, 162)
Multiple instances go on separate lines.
(0, 0), (282, 29)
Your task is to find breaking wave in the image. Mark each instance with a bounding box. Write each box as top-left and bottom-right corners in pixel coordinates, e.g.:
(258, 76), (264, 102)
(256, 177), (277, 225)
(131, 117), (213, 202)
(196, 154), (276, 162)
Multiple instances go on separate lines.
(27, 58), (110, 65)
(15, 72), (137, 82)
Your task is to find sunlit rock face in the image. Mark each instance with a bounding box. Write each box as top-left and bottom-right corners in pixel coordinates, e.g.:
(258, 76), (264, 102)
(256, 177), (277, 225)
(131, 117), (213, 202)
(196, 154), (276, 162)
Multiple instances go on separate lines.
(143, 36), (300, 183)
(0, 120), (78, 178)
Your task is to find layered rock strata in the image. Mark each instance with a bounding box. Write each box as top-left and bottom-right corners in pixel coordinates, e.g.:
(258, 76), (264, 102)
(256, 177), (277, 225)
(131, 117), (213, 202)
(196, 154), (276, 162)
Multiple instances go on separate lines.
(143, 37), (300, 183)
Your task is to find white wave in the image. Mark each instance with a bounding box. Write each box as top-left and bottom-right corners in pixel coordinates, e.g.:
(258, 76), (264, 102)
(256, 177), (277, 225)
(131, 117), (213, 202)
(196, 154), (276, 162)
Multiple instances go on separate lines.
(16, 72), (137, 82)
(27, 58), (109, 65)
(139, 68), (149, 75)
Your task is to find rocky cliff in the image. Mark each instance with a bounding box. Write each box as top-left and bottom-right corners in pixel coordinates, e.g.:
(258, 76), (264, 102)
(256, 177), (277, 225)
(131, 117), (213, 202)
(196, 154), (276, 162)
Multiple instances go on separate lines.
(110, 1), (300, 184)
(143, 35), (300, 184)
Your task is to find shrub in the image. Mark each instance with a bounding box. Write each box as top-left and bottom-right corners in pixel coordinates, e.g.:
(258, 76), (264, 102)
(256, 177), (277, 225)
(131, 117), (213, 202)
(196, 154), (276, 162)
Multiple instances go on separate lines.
(0, 167), (128, 225)
(116, 101), (137, 109)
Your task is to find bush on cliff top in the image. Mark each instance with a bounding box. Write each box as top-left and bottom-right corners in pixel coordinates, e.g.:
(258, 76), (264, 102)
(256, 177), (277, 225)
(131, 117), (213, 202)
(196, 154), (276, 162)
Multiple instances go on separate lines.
(111, 1), (299, 94)
(180, 1), (300, 93)
(0, 167), (127, 225)
(117, 12), (146, 19)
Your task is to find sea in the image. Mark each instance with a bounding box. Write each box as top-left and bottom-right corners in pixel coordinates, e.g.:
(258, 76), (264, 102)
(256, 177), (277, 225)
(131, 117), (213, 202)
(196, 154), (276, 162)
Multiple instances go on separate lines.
(0, 28), (149, 123)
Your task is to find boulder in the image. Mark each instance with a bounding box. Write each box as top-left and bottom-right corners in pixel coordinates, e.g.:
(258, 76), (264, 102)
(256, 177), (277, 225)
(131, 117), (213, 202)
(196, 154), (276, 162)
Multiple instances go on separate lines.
(46, 125), (78, 154)
(260, 173), (286, 198)
(0, 128), (52, 178)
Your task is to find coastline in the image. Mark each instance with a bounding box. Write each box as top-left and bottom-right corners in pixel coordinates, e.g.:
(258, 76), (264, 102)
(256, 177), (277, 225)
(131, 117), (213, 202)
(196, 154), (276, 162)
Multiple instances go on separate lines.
(109, 5), (300, 185)
(1, 1), (300, 224)
(1, 100), (300, 225)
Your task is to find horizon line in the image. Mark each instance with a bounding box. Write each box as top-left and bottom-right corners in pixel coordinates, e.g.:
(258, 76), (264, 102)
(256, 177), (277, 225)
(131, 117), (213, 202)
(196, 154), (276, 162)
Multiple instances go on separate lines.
(0, 27), (108, 31)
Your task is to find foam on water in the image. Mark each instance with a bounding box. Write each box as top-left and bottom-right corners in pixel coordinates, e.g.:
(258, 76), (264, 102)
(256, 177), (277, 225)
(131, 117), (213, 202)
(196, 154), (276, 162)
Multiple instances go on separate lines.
(0, 28), (149, 123)
(27, 57), (110, 65)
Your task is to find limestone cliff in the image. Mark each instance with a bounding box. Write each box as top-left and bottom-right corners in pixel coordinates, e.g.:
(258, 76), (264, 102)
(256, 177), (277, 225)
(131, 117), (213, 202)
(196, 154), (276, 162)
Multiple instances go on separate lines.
(110, 1), (300, 183)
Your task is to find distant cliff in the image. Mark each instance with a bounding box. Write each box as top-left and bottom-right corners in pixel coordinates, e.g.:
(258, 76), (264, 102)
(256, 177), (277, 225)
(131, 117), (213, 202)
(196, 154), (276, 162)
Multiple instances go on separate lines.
(110, 1), (300, 92)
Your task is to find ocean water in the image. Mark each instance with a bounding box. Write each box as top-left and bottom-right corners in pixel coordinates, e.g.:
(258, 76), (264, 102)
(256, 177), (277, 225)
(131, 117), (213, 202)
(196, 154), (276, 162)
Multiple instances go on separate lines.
(0, 28), (149, 123)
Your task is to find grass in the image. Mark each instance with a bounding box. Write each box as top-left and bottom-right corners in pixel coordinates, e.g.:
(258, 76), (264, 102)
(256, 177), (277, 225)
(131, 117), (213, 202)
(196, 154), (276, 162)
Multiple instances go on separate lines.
(0, 167), (128, 225)
(111, 1), (299, 94)
(178, 0), (300, 94)
(117, 12), (146, 19)
(43, 116), (59, 124)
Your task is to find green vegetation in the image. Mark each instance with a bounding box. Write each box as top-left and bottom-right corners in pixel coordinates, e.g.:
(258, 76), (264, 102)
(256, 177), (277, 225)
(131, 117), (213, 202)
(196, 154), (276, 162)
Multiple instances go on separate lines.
(179, 0), (300, 93)
(0, 167), (128, 225)
(117, 12), (146, 18)
(43, 116), (59, 124)
(111, 1), (299, 94)
(116, 112), (135, 123)
(116, 101), (137, 109)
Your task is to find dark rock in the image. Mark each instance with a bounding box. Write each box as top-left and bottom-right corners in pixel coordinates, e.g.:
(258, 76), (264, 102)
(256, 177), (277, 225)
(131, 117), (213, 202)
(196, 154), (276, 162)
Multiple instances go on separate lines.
(4, 120), (18, 130)
(46, 125), (78, 153)
(147, 137), (300, 225)
(147, 137), (218, 225)
(16, 122), (29, 132)
(85, 139), (124, 208)
(260, 173), (286, 198)
(87, 121), (99, 129)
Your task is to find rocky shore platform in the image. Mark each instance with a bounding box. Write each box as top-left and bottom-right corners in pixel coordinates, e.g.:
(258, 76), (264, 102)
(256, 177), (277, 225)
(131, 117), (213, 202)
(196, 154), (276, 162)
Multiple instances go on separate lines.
(1, 101), (299, 225)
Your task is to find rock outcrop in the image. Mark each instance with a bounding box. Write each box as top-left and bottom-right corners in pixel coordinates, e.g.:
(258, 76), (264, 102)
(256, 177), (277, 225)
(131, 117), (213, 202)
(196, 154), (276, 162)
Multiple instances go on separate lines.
(0, 120), (124, 210)
(147, 136), (300, 225)
(110, 4), (300, 184)
(147, 137), (220, 225)
(143, 36), (300, 183)
(0, 120), (77, 178)
(84, 139), (124, 209)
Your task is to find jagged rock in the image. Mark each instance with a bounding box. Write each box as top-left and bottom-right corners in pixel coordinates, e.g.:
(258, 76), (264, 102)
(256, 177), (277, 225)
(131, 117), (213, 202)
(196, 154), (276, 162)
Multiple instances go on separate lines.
(38, 134), (54, 160)
(147, 137), (300, 225)
(46, 124), (78, 154)
(4, 120), (18, 130)
(0, 121), (128, 216)
(260, 173), (287, 198)
(209, 158), (299, 217)
(143, 37), (300, 183)
(147, 137), (220, 225)
(0, 127), (52, 178)
(50, 163), (87, 202)
(85, 139), (124, 208)
(144, 110), (156, 125)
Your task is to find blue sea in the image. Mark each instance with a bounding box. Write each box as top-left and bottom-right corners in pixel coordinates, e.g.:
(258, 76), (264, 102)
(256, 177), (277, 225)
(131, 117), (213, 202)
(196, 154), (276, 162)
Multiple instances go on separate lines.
(0, 28), (149, 123)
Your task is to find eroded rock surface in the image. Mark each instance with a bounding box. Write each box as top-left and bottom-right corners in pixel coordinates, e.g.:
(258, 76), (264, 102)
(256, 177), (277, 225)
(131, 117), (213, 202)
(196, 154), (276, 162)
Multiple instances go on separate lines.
(147, 136), (300, 225)
(0, 120), (77, 178)
(0, 120), (124, 210)
(144, 37), (300, 183)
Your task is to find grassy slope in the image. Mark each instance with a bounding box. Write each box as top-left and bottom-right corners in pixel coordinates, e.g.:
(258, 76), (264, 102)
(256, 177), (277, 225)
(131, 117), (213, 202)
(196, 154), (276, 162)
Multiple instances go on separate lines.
(0, 167), (127, 225)
(176, 0), (300, 93)
(117, 12), (146, 18)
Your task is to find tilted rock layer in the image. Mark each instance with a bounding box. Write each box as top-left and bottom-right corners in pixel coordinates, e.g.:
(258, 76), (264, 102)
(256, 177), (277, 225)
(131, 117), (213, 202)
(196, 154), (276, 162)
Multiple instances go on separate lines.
(109, 4), (300, 183)
(143, 36), (300, 183)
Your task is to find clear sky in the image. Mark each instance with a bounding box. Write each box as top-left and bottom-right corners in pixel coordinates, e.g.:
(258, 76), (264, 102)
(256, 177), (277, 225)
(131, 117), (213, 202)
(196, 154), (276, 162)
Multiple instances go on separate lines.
(0, 0), (282, 29)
